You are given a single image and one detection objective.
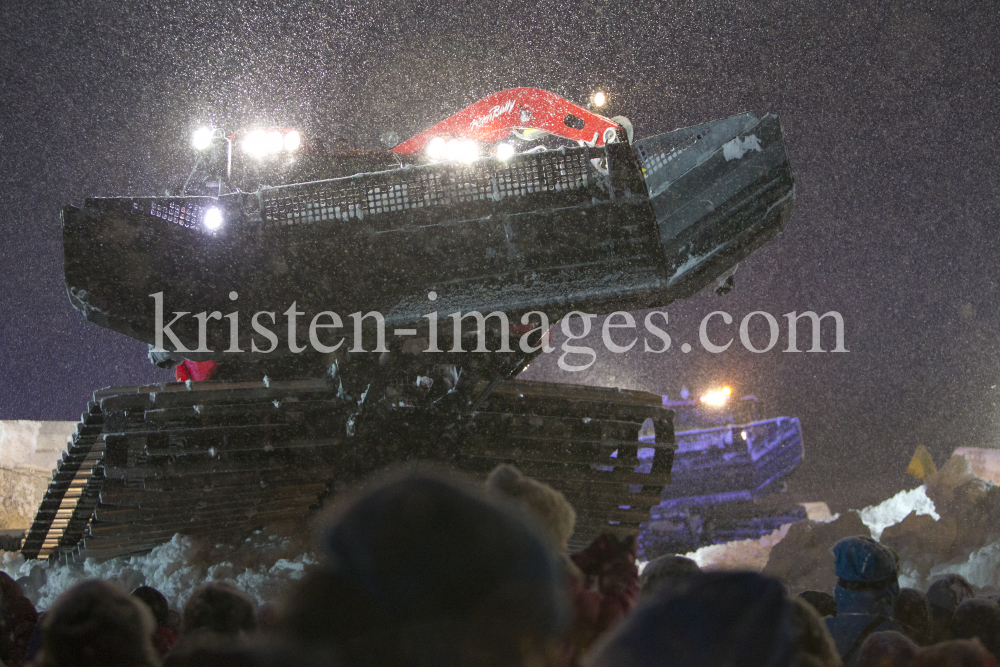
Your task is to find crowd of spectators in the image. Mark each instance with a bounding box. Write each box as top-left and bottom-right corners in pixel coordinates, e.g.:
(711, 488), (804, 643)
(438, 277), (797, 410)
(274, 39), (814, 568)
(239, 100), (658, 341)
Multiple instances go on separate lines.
(1, 465), (999, 666)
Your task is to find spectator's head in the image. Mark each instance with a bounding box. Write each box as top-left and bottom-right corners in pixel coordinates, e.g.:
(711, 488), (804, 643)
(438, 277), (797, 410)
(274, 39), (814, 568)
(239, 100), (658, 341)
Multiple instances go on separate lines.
(35, 579), (158, 667)
(584, 571), (797, 667)
(929, 574), (977, 613)
(798, 591), (837, 618)
(952, 598), (1000, 660)
(639, 555), (701, 597)
(855, 631), (918, 667)
(161, 632), (333, 667)
(788, 597), (840, 667)
(0, 584), (10, 661)
(896, 587), (933, 645)
(831, 536), (899, 613)
(485, 464), (576, 553)
(913, 638), (999, 667)
(928, 574), (977, 643)
(182, 582), (255, 638)
(281, 470), (570, 667)
(0, 572), (23, 602)
(132, 586), (170, 628)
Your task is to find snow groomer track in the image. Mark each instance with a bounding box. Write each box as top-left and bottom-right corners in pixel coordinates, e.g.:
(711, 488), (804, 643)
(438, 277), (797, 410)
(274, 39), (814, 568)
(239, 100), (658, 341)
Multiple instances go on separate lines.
(23, 379), (675, 561)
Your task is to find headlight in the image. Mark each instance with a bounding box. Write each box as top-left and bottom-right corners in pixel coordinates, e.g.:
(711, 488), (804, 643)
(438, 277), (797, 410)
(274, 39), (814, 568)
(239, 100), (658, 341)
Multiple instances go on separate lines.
(243, 130), (284, 158)
(204, 207), (224, 231)
(445, 138), (478, 163)
(495, 143), (516, 161)
(593, 91), (607, 107)
(243, 130), (269, 158)
(426, 136), (478, 163)
(264, 130), (283, 154)
(700, 386), (731, 406)
(283, 130), (301, 151)
(192, 127), (214, 151)
(426, 136), (447, 160)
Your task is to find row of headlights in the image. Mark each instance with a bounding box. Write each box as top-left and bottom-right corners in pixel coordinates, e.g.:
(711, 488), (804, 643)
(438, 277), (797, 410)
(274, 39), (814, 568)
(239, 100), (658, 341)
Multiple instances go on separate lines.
(191, 127), (301, 157)
(243, 129), (301, 157)
(425, 137), (520, 164)
(192, 89), (610, 159)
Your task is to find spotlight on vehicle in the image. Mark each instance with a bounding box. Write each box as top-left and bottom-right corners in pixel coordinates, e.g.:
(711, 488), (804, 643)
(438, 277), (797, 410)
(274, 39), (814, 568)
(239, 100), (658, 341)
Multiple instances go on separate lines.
(426, 136), (447, 160)
(243, 130), (269, 158)
(191, 127), (214, 151)
(592, 91), (607, 108)
(495, 143), (516, 161)
(446, 138), (478, 163)
(265, 130), (283, 154)
(741, 430), (748, 440)
(283, 130), (301, 151)
(700, 386), (732, 407)
(204, 207), (224, 231)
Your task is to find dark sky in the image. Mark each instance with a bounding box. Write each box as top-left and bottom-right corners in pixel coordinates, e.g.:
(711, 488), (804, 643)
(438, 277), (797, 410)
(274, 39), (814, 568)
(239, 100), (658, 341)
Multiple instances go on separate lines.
(1, 0), (997, 509)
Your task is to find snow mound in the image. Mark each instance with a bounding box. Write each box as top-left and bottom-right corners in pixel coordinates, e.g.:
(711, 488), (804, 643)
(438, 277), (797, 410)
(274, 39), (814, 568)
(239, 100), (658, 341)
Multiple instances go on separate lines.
(684, 523), (793, 572)
(858, 486), (939, 540)
(898, 536), (1000, 593)
(1, 529), (317, 611)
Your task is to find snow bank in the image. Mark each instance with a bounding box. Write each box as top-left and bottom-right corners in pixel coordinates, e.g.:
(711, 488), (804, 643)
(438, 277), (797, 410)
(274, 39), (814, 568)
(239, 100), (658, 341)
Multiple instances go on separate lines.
(924, 538), (1000, 593)
(953, 447), (1000, 486)
(1, 528), (317, 611)
(0, 421), (75, 529)
(684, 523), (793, 572)
(0, 420), (74, 471)
(858, 486), (939, 540)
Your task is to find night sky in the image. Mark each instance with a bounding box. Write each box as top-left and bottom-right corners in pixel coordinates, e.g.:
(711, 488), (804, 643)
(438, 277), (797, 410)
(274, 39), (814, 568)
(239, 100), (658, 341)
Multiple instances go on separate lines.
(1, 1), (997, 509)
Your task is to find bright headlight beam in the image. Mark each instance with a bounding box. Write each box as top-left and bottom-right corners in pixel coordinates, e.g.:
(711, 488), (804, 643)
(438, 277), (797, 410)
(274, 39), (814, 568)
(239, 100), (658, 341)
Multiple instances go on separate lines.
(265, 131), (283, 154)
(243, 130), (269, 158)
(283, 130), (301, 151)
(496, 143), (515, 161)
(204, 207), (223, 231)
(426, 136), (447, 160)
(192, 127), (214, 150)
(446, 139), (478, 163)
(593, 91), (607, 107)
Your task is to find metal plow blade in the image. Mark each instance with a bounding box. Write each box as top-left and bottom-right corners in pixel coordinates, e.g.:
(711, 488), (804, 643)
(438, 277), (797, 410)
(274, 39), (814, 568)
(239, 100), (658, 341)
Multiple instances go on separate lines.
(637, 112), (795, 299)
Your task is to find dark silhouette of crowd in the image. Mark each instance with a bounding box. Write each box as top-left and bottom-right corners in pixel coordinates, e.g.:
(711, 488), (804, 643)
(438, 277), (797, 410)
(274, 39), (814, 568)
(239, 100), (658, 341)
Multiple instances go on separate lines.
(2, 466), (1000, 666)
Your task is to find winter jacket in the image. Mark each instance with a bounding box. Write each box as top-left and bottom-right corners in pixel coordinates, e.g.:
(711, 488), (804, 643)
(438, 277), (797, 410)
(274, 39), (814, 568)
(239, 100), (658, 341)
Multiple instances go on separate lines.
(566, 534), (640, 661)
(825, 586), (904, 666)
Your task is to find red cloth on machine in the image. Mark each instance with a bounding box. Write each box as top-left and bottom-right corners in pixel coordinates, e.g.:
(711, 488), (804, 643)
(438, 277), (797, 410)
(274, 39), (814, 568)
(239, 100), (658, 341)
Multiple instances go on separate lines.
(175, 359), (218, 382)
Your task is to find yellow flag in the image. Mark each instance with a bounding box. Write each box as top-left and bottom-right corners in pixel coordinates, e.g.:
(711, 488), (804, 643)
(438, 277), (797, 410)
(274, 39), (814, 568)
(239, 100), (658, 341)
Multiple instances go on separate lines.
(907, 445), (937, 480)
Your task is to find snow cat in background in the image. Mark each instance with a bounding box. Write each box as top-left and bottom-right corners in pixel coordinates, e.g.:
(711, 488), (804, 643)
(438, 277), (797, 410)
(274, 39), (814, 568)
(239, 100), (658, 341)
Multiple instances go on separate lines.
(639, 388), (805, 558)
(25, 88), (796, 560)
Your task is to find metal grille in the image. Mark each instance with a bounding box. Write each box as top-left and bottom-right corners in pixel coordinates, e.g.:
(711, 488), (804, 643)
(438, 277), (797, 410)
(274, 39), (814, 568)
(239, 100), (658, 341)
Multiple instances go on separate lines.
(149, 201), (204, 228)
(636, 126), (711, 180)
(260, 149), (593, 227)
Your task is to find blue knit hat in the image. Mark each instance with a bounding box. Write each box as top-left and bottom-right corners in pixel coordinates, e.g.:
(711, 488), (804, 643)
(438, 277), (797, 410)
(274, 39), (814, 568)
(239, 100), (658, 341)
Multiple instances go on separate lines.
(832, 536), (898, 586)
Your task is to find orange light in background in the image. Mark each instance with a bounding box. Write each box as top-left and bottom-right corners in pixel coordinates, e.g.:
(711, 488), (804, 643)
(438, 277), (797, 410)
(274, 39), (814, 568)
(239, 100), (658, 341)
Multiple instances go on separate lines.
(700, 386), (732, 406)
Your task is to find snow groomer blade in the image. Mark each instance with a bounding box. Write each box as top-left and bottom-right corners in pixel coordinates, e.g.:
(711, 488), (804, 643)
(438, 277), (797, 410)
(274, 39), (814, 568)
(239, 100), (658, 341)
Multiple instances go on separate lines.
(635, 112), (795, 299)
(61, 115), (793, 359)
